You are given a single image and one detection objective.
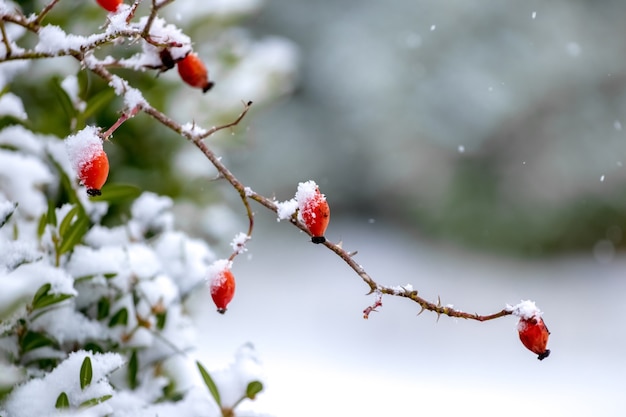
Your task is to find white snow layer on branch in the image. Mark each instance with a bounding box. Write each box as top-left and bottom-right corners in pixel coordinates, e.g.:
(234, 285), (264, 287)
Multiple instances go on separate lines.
(507, 299), (543, 320)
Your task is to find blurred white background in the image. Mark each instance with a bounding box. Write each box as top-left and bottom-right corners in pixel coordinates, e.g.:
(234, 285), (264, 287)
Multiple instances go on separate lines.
(194, 1), (626, 415)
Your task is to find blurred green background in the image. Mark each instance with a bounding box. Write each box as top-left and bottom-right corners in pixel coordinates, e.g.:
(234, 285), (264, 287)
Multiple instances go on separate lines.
(9, 0), (626, 257)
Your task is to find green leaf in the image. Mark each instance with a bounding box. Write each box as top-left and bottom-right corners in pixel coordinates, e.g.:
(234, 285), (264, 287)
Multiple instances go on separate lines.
(88, 184), (141, 204)
(0, 202), (17, 228)
(196, 361), (221, 407)
(245, 380), (264, 400)
(58, 214), (89, 255)
(58, 205), (80, 238)
(46, 199), (57, 226)
(97, 298), (110, 320)
(50, 76), (78, 123)
(55, 392), (70, 409)
(79, 395), (112, 408)
(82, 88), (116, 121)
(108, 308), (128, 327)
(128, 350), (138, 390)
(20, 331), (56, 353)
(79, 356), (93, 390)
(31, 283), (73, 311)
(155, 311), (167, 331)
(37, 212), (47, 238)
(32, 283), (52, 307)
(83, 343), (103, 354)
(77, 69), (90, 102)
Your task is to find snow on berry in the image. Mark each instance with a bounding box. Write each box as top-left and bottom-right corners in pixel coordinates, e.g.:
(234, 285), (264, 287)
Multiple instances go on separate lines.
(507, 299), (542, 320)
(65, 126), (109, 196)
(208, 259), (236, 314)
(296, 180), (330, 243)
(508, 300), (551, 360)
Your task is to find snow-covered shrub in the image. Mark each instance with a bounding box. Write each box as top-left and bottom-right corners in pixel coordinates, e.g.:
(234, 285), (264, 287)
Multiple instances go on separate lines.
(0, 0), (296, 415)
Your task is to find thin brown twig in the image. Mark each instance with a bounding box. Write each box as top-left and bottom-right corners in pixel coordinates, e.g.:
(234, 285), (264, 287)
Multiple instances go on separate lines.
(33, 0), (60, 26)
(1, 8), (517, 325)
(0, 21), (11, 58)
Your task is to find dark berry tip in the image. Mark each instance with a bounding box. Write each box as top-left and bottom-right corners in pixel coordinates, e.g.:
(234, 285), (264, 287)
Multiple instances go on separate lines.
(217, 308), (227, 314)
(87, 188), (102, 196)
(311, 236), (326, 244)
(202, 82), (215, 93)
(537, 349), (550, 360)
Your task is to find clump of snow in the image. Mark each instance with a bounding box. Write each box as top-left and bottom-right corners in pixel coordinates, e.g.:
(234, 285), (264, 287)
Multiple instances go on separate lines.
(35, 25), (100, 54)
(0, 92), (27, 119)
(230, 232), (249, 255)
(0, 151), (53, 218)
(507, 299), (542, 320)
(181, 122), (208, 137)
(210, 343), (265, 408)
(3, 351), (123, 417)
(275, 180), (325, 222)
(207, 259), (232, 287)
(275, 198), (298, 220)
(64, 125), (103, 176)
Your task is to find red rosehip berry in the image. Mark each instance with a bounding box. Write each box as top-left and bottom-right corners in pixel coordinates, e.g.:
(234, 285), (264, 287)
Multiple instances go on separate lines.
(65, 126), (110, 196)
(96, 0), (123, 12)
(297, 181), (330, 244)
(177, 53), (214, 93)
(80, 149), (109, 196)
(518, 316), (551, 360)
(209, 263), (236, 314)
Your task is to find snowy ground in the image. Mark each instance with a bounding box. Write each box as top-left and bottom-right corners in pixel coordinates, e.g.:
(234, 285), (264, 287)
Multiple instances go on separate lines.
(193, 214), (626, 417)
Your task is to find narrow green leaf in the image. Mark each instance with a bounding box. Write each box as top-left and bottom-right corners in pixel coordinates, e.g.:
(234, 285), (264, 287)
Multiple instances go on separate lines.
(58, 205), (79, 238)
(32, 293), (73, 311)
(77, 69), (90, 102)
(37, 212), (47, 238)
(50, 76), (78, 122)
(82, 88), (116, 120)
(32, 283), (51, 307)
(78, 395), (112, 408)
(46, 199), (57, 226)
(245, 380), (264, 400)
(97, 298), (110, 320)
(88, 184), (141, 204)
(79, 356), (93, 390)
(31, 283), (73, 311)
(155, 311), (167, 330)
(83, 343), (103, 354)
(108, 308), (128, 327)
(58, 214), (89, 255)
(55, 392), (70, 409)
(128, 350), (138, 389)
(196, 361), (221, 407)
(20, 331), (56, 353)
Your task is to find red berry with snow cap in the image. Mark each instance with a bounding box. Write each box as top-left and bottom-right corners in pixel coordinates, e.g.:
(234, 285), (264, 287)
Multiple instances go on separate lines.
(209, 260), (236, 314)
(510, 300), (550, 360)
(177, 53), (214, 93)
(65, 126), (110, 196)
(296, 181), (330, 244)
(96, 0), (123, 12)
(518, 316), (551, 360)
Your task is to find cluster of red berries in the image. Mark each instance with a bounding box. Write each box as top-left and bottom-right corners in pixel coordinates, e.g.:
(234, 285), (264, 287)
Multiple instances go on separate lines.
(95, 1), (214, 93)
